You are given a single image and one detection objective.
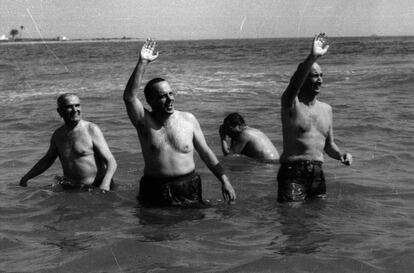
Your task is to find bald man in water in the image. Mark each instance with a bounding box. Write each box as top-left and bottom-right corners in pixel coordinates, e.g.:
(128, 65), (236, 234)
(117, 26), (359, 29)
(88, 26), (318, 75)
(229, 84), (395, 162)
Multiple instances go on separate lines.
(278, 33), (352, 202)
(123, 38), (236, 206)
(19, 94), (117, 191)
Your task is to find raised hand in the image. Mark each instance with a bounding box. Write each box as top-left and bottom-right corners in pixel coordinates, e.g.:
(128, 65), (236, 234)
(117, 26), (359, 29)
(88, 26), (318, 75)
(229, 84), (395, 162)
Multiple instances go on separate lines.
(312, 32), (329, 57)
(140, 38), (159, 62)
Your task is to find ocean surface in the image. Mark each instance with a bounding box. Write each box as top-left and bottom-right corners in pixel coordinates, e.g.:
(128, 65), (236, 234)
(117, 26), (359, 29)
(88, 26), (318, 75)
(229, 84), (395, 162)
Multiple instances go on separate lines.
(0, 36), (413, 273)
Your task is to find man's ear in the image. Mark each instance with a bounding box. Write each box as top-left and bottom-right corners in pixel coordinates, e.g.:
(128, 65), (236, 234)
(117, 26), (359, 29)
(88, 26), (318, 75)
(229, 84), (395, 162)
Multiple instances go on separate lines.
(145, 94), (153, 106)
(57, 107), (62, 117)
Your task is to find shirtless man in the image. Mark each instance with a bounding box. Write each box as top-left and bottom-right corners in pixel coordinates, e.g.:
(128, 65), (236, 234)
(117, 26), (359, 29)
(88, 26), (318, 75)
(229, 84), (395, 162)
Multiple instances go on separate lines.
(19, 94), (117, 191)
(123, 39), (236, 206)
(220, 112), (279, 162)
(278, 33), (352, 202)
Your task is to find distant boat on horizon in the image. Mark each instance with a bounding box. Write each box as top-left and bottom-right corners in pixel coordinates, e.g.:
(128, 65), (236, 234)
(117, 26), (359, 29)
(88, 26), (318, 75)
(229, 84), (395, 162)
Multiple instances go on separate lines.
(57, 36), (69, 41)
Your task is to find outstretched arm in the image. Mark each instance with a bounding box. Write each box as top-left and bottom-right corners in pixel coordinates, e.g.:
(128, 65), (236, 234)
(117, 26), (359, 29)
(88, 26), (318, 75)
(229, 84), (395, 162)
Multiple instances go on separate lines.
(90, 124), (117, 191)
(281, 33), (329, 107)
(19, 139), (58, 186)
(124, 38), (158, 127)
(194, 117), (236, 203)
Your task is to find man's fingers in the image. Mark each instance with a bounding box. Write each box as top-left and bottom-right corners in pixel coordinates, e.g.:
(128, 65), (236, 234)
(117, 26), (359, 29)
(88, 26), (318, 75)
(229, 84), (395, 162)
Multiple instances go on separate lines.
(222, 191), (228, 201)
(150, 40), (156, 50)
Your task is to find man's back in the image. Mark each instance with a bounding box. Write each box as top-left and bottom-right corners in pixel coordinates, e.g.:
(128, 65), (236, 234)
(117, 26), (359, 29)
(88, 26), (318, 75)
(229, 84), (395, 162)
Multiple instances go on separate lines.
(238, 127), (279, 161)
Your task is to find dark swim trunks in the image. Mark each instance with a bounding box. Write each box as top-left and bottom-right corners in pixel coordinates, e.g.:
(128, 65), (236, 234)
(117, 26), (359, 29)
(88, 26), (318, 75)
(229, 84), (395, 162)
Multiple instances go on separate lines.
(277, 161), (326, 202)
(53, 176), (115, 191)
(138, 171), (203, 207)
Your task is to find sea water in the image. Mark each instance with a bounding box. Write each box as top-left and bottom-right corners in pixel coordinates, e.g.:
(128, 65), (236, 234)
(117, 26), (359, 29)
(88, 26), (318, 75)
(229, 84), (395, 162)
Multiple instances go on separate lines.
(0, 37), (413, 272)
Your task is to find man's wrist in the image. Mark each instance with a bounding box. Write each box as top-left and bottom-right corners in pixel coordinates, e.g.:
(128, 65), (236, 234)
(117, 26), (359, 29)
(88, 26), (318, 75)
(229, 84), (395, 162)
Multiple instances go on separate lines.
(138, 58), (149, 65)
(220, 175), (231, 185)
(308, 54), (319, 62)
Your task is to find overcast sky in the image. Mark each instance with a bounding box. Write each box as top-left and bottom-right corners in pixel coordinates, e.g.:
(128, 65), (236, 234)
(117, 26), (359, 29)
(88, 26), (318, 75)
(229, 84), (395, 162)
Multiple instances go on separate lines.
(1, 0), (413, 40)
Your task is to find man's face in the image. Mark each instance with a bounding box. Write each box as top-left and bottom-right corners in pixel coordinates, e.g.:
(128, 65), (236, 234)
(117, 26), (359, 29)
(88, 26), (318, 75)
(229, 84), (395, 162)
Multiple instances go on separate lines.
(224, 123), (240, 138)
(58, 95), (81, 124)
(304, 63), (323, 94)
(149, 81), (175, 115)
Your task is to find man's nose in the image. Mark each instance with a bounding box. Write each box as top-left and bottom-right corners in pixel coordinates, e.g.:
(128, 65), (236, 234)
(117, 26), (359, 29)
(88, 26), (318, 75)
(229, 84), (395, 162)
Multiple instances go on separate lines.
(317, 75), (322, 82)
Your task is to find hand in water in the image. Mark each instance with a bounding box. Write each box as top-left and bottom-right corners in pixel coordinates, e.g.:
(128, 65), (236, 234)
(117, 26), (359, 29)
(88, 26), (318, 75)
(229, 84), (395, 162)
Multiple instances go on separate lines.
(222, 181), (236, 205)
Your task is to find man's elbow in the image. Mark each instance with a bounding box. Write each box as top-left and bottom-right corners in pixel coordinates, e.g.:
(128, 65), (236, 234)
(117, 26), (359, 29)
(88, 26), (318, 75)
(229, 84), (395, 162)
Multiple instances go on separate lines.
(108, 156), (117, 169)
(123, 93), (135, 103)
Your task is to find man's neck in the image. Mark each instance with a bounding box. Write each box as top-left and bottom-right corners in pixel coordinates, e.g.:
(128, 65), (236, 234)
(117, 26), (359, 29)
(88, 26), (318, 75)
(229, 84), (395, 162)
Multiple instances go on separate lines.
(298, 91), (318, 106)
(152, 110), (175, 125)
(64, 120), (81, 131)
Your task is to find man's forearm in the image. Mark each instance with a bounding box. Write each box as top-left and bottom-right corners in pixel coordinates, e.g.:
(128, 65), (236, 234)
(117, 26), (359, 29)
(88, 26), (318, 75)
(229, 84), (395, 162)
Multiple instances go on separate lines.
(209, 162), (229, 185)
(124, 59), (147, 101)
(199, 149), (228, 184)
(100, 158), (117, 190)
(21, 157), (55, 182)
(282, 54), (319, 106)
(220, 139), (231, 155)
(325, 143), (342, 161)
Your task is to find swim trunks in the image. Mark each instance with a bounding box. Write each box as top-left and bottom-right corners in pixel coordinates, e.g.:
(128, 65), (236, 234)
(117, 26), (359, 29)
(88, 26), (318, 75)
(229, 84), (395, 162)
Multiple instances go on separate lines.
(138, 171), (203, 207)
(277, 161), (326, 202)
(53, 175), (115, 191)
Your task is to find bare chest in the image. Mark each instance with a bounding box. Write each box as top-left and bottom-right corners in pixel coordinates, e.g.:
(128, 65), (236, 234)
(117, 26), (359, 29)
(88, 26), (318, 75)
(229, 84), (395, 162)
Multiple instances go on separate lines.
(285, 103), (330, 136)
(144, 120), (193, 154)
(56, 131), (94, 158)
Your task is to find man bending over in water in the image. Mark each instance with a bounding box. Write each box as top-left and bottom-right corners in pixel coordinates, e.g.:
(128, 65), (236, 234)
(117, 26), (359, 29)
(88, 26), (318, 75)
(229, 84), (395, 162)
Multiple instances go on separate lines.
(278, 33), (352, 202)
(123, 39), (236, 206)
(19, 94), (117, 191)
(220, 112), (279, 162)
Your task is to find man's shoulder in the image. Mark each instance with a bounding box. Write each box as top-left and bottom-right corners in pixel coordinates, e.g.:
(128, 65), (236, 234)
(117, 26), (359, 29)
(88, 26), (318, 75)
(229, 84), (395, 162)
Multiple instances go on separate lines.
(244, 127), (268, 140)
(281, 96), (299, 109)
(75, 120), (97, 130)
(315, 100), (332, 112)
(176, 110), (197, 122)
(52, 125), (65, 138)
(83, 120), (105, 136)
(243, 127), (260, 136)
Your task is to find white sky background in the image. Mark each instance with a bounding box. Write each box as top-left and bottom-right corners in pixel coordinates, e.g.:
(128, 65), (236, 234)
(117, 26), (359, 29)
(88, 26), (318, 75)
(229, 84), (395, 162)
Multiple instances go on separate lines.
(1, 0), (413, 40)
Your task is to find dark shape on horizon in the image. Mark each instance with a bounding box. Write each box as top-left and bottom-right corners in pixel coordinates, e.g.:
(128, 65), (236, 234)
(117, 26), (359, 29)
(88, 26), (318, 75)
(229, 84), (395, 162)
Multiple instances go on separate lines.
(10, 29), (19, 40)
(20, 26), (24, 39)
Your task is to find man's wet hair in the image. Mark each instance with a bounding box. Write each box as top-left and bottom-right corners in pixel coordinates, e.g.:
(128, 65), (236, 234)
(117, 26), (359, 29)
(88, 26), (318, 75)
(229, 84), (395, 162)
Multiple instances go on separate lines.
(57, 93), (79, 108)
(144, 78), (166, 101)
(224, 112), (246, 127)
